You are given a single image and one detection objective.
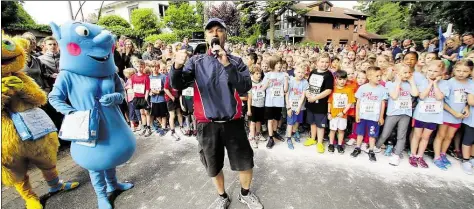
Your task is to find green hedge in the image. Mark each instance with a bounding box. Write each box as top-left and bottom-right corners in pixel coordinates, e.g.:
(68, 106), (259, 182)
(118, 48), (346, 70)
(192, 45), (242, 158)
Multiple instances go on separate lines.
(145, 33), (178, 44)
(3, 23), (52, 33)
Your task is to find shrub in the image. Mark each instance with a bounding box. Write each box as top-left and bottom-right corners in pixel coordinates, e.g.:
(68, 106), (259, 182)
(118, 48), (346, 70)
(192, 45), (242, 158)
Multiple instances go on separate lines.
(97, 15), (130, 28)
(145, 33), (178, 45)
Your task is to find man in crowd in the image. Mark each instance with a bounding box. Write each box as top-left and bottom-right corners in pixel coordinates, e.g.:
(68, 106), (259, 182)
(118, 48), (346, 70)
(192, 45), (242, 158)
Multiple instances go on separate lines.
(181, 36), (194, 57)
(170, 18), (263, 209)
(461, 32), (474, 57)
(142, 42), (161, 61)
(390, 39), (402, 60)
(38, 36), (60, 88)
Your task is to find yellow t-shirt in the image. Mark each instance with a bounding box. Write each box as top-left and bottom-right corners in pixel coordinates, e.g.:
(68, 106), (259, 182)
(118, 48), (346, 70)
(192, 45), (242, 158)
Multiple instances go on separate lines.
(328, 86), (356, 118)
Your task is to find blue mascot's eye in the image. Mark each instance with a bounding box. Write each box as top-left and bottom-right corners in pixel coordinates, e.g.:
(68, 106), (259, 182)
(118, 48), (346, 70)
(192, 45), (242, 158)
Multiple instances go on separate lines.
(75, 26), (90, 37)
(2, 40), (16, 51)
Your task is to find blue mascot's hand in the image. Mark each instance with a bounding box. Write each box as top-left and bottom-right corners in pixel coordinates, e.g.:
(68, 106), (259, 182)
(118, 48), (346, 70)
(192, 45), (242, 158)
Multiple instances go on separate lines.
(99, 93), (123, 106)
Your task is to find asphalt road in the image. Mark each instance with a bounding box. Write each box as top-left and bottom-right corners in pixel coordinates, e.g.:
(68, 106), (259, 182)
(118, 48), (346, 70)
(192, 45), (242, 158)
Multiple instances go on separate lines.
(2, 130), (474, 209)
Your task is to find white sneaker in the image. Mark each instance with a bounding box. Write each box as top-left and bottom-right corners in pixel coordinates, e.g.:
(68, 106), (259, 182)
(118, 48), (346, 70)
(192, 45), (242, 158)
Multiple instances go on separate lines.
(361, 143), (368, 153)
(262, 124), (267, 132)
(250, 138), (258, 149)
(257, 133), (266, 142)
(462, 162), (473, 175)
(346, 139), (356, 146)
(389, 155), (400, 166)
(373, 147), (382, 153)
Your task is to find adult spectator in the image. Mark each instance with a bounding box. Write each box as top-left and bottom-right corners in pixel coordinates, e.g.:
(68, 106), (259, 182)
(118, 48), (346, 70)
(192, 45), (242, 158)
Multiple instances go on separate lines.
(118, 38), (140, 71)
(428, 37), (439, 53)
(38, 36), (60, 88)
(162, 44), (174, 61)
(21, 32), (48, 90)
(390, 39), (402, 61)
(440, 37), (460, 63)
(154, 39), (163, 55)
(170, 18), (263, 209)
(418, 40), (430, 52)
(142, 42), (161, 61)
(114, 40), (126, 79)
(350, 40), (358, 52)
(460, 32), (474, 58)
(181, 36), (194, 57)
(401, 39), (413, 54)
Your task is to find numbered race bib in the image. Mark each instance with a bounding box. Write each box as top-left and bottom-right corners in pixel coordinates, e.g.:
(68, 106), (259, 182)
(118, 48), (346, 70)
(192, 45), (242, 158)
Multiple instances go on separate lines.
(361, 101), (380, 113)
(394, 98), (412, 110)
(252, 91), (265, 107)
(133, 84), (145, 94)
(272, 86), (283, 97)
(454, 90), (467, 104)
(309, 74), (324, 88)
(291, 98), (299, 111)
(182, 87), (194, 97)
(333, 93), (348, 109)
(419, 101), (442, 114)
(150, 79), (161, 90)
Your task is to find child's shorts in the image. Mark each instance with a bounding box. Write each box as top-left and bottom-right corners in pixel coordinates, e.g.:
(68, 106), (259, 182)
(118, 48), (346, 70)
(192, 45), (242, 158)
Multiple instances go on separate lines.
(413, 119), (437, 131)
(150, 102), (168, 117)
(306, 112), (328, 128)
(463, 125), (474, 146)
(249, 106), (265, 123)
(128, 101), (141, 121)
(265, 107), (282, 120)
(330, 117), (348, 131)
(182, 98), (194, 115)
(443, 122), (461, 129)
(167, 99), (180, 111)
(287, 111), (303, 125)
(356, 119), (380, 138)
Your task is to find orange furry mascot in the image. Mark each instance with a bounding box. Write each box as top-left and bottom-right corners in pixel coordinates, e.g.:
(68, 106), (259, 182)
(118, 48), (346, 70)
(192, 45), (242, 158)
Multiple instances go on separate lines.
(1, 32), (79, 209)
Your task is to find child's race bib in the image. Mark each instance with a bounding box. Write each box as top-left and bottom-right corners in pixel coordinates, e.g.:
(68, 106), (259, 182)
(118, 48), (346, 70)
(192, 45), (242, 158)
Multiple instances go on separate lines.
(454, 90), (467, 104)
(419, 101), (442, 114)
(291, 98), (299, 111)
(333, 93), (348, 109)
(394, 98), (412, 110)
(182, 87), (194, 97)
(252, 90), (265, 107)
(361, 101), (380, 113)
(309, 74), (324, 88)
(133, 84), (145, 94)
(272, 86), (283, 97)
(150, 79), (162, 90)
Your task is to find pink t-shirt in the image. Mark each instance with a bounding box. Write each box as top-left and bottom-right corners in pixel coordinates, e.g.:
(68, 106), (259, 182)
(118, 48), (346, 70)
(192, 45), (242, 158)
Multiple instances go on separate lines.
(130, 73), (150, 98)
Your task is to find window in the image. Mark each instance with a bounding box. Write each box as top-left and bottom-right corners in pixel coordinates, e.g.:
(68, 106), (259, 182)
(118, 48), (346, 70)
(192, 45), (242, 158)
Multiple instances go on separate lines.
(128, 5), (138, 20)
(354, 25), (359, 33)
(158, 4), (168, 18)
(105, 10), (115, 15)
(360, 24), (363, 30)
(319, 4), (324, 11)
(332, 23), (340, 29)
(339, 39), (348, 45)
(345, 24), (350, 30)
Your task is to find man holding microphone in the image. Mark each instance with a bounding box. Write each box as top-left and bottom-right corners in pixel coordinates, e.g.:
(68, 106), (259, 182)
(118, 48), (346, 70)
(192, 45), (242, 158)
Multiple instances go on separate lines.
(170, 18), (263, 209)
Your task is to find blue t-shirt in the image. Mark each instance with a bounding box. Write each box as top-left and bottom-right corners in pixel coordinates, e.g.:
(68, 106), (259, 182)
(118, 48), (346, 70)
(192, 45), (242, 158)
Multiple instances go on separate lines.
(413, 71), (427, 87)
(385, 81), (414, 117)
(288, 77), (309, 111)
(263, 72), (287, 107)
(413, 79), (450, 124)
(463, 83), (474, 128)
(355, 83), (388, 121)
(443, 78), (474, 124)
(287, 68), (295, 77)
(149, 74), (166, 103)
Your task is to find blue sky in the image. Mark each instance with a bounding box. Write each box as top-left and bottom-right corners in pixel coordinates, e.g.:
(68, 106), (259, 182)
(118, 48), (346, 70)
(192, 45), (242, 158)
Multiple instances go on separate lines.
(24, 1), (359, 25)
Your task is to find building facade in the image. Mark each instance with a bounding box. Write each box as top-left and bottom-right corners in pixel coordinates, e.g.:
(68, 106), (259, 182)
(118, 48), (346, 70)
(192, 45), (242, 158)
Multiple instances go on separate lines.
(268, 1), (386, 46)
(98, 1), (170, 24)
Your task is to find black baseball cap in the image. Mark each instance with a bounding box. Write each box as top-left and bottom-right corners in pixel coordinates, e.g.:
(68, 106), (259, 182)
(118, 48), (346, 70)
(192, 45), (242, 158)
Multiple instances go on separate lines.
(205, 18), (227, 30)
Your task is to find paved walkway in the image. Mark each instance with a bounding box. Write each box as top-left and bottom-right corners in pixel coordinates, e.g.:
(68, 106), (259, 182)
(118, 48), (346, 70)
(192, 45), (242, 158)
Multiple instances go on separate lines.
(2, 130), (474, 209)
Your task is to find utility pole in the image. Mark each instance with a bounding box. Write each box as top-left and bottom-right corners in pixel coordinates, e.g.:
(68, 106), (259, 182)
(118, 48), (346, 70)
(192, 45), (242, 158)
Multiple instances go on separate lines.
(67, 1), (74, 20)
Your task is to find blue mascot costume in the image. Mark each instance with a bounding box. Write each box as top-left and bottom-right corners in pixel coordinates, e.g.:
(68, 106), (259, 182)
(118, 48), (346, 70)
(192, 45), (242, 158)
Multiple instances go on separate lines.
(48, 21), (136, 209)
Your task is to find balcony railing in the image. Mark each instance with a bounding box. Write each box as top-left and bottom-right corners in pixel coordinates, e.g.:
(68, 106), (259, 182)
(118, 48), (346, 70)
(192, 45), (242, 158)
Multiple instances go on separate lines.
(267, 27), (305, 39)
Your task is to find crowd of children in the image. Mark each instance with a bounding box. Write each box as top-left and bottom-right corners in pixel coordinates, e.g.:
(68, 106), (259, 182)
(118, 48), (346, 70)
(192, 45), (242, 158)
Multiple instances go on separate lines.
(119, 40), (474, 176)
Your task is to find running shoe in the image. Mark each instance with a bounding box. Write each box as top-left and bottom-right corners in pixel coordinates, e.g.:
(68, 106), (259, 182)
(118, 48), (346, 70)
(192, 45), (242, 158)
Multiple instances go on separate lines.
(368, 150), (376, 162)
(351, 148), (361, 158)
(418, 157), (429, 168)
(287, 139), (294, 150)
(384, 145), (393, 156)
(257, 133), (266, 142)
(317, 142), (325, 153)
(346, 138), (356, 146)
(193, 130), (197, 136)
(144, 127), (153, 137)
(273, 133), (285, 142)
(249, 137), (258, 149)
(294, 132), (301, 141)
(328, 144), (335, 153)
(171, 132), (181, 141)
(389, 155), (400, 166)
(361, 143), (369, 153)
(470, 158), (474, 167)
(238, 191), (263, 209)
(433, 158), (446, 170)
(266, 137), (275, 149)
(213, 196), (230, 209)
(462, 161), (473, 175)
(304, 138), (317, 146)
(373, 147), (382, 154)
(408, 156), (418, 167)
(440, 154), (452, 167)
(337, 145), (345, 154)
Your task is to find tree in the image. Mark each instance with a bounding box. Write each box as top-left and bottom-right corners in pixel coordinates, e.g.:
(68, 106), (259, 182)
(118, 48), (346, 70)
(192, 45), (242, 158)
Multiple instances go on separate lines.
(195, 1), (205, 28)
(1, 1), (35, 27)
(236, 1), (258, 37)
(415, 1), (474, 33)
(97, 15), (130, 28)
(262, 1), (298, 46)
(162, 3), (200, 31)
(85, 13), (98, 24)
(130, 8), (160, 36)
(205, 2), (240, 36)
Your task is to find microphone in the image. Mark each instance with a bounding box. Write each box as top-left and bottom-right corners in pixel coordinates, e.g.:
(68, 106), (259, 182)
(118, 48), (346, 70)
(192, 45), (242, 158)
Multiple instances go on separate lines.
(211, 37), (220, 58)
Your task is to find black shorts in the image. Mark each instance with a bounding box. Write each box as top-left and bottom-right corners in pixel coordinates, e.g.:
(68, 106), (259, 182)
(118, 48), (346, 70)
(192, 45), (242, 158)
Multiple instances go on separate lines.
(197, 119), (254, 177)
(166, 100), (180, 111)
(265, 107), (282, 121)
(306, 111), (328, 128)
(182, 98), (194, 115)
(150, 102), (168, 117)
(249, 106), (265, 123)
(463, 125), (474, 146)
(133, 97), (149, 110)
